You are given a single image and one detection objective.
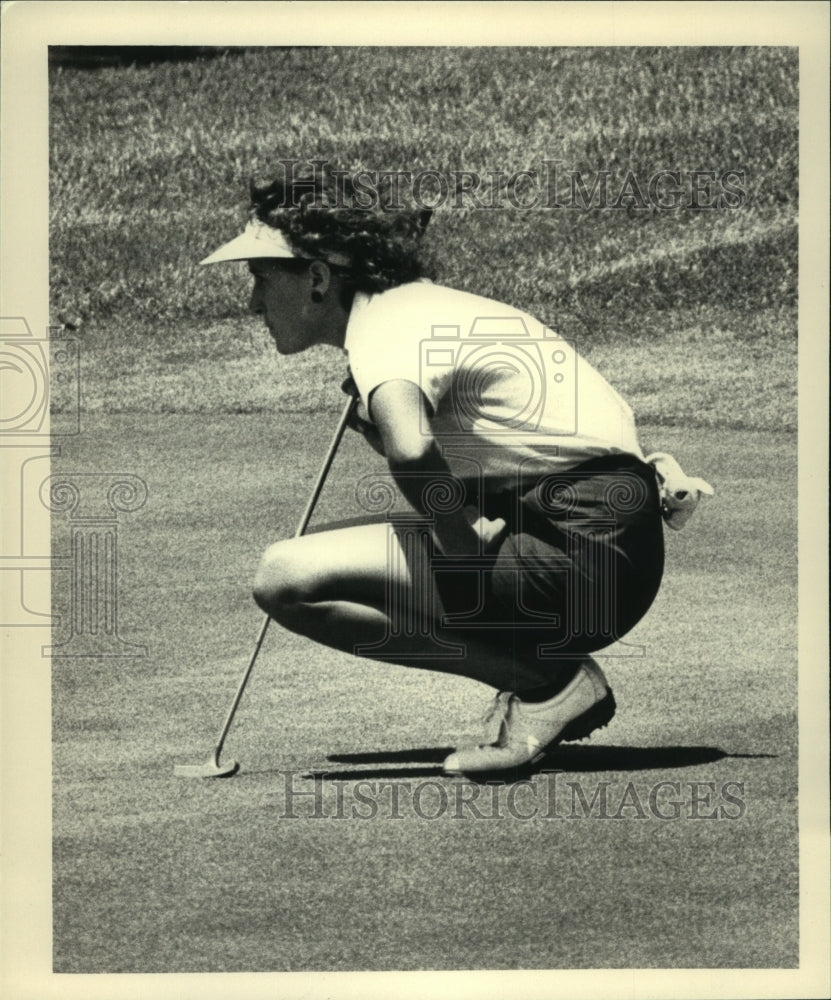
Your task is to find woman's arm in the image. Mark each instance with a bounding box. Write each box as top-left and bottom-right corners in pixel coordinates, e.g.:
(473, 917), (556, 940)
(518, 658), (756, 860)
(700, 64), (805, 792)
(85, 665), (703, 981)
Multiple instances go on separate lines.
(343, 375), (386, 456)
(347, 402), (387, 456)
(369, 379), (506, 556)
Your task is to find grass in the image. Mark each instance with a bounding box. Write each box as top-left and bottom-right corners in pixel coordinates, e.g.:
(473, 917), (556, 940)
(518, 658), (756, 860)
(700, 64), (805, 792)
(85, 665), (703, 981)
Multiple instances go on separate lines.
(45, 46), (801, 974)
(50, 413), (798, 971)
(62, 306), (796, 434)
(48, 46), (797, 427)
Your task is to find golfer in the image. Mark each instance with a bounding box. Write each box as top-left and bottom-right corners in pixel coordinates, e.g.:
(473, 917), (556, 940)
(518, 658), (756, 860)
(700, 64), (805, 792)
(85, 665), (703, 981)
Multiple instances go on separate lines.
(201, 168), (670, 776)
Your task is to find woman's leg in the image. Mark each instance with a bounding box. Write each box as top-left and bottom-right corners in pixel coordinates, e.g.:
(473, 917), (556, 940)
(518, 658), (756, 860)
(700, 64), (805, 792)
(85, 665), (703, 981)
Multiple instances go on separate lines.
(252, 520), (565, 691)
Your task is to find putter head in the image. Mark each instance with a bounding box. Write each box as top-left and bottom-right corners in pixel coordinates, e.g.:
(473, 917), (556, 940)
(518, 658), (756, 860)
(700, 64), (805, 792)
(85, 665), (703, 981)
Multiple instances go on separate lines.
(173, 758), (240, 778)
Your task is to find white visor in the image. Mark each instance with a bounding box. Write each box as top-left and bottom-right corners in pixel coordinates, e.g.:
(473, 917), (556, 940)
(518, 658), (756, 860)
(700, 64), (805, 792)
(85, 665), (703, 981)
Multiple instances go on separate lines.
(200, 219), (299, 265)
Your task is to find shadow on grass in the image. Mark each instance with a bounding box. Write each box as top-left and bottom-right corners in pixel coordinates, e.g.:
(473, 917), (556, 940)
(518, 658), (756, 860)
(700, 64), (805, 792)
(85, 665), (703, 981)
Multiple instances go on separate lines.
(293, 744), (776, 782)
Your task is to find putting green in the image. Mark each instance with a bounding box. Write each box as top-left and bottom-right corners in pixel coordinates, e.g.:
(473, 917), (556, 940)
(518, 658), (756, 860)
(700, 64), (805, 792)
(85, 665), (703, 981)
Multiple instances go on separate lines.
(51, 414), (797, 971)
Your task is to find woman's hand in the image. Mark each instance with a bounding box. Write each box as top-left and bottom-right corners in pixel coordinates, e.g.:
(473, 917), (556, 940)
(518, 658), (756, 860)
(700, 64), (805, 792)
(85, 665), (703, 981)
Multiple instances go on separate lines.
(347, 403), (386, 456)
(342, 376), (386, 456)
(368, 379), (509, 556)
(431, 512), (508, 558)
(468, 514), (509, 552)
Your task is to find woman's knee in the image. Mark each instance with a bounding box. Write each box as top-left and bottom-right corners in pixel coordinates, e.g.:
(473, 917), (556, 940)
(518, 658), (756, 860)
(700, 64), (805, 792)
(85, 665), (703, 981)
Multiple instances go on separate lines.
(252, 539), (316, 613)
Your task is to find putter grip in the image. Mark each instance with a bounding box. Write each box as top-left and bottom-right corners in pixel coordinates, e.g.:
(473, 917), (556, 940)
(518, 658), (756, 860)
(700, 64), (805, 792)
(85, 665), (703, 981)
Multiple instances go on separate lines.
(294, 395), (359, 538)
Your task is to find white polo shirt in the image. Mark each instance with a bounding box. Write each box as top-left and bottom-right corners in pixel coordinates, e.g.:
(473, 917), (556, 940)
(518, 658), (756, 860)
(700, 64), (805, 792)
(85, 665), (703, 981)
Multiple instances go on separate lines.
(344, 280), (643, 488)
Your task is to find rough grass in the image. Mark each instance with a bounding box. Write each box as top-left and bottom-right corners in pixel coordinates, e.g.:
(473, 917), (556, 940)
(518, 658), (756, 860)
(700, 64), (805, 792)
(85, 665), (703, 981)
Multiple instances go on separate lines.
(49, 46), (797, 428)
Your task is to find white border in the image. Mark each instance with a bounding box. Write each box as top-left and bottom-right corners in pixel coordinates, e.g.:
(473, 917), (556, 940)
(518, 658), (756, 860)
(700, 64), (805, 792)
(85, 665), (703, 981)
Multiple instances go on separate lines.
(1, 3), (828, 998)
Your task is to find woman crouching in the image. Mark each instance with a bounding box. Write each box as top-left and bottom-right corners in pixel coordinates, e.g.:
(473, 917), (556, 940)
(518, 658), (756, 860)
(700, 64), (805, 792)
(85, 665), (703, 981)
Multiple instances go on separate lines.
(200, 167), (665, 777)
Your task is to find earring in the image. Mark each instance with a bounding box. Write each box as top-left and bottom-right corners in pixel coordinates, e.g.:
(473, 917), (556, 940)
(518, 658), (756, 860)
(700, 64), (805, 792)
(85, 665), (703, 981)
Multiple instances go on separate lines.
(311, 289), (324, 303)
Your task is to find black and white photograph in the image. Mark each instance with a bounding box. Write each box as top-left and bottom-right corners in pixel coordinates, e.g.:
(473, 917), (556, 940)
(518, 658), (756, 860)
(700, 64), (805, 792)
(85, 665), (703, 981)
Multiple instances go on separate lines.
(1, 2), (828, 998)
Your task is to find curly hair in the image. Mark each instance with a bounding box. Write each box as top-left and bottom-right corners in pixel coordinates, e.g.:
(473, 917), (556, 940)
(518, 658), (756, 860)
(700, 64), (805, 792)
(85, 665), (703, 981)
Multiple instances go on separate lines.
(249, 165), (433, 294)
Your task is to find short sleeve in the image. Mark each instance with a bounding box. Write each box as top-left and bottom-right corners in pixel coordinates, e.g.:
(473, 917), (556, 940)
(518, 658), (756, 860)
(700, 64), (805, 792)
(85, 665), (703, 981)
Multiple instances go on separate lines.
(344, 283), (450, 416)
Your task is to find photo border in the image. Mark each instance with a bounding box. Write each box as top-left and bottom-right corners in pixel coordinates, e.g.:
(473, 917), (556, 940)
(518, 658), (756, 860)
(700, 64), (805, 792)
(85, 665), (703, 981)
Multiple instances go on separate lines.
(1, 2), (828, 998)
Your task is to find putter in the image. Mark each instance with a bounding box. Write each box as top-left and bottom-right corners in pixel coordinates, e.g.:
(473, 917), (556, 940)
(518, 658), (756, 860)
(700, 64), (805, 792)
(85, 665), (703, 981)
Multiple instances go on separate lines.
(174, 392), (359, 778)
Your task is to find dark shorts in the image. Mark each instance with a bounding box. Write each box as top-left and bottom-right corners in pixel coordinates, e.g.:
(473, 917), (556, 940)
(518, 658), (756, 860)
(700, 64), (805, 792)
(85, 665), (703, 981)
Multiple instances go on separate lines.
(431, 454), (665, 656)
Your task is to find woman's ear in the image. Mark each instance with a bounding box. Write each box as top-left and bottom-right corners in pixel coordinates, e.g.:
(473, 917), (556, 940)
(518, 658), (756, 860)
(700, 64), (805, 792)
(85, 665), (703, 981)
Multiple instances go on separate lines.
(307, 259), (332, 302)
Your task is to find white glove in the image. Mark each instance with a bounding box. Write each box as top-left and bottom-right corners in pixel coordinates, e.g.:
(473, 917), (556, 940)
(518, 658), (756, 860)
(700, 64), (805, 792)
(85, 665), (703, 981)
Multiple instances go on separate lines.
(645, 452), (714, 531)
